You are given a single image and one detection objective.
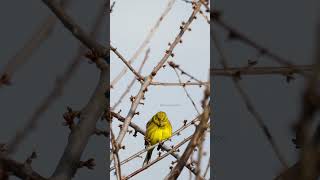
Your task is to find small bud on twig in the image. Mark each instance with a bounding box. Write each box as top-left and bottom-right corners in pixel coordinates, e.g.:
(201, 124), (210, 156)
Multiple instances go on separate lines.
(25, 150), (37, 165)
(183, 120), (187, 125)
(79, 158), (95, 170)
(133, 130), (138, 137)
(0, 74), (11, 86)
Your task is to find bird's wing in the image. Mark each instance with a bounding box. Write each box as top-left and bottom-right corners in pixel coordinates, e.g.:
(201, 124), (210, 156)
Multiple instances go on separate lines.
(146, 118), (153, 129)
(145, 117), (154, 147)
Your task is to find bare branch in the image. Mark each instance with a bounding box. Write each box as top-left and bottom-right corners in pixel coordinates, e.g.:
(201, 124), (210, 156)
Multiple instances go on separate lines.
(111, 48), (150, 110)
(179, 0), (192, 4)
(150, 82), (208, 86)
(110, 129), (122, 180)
(168, 61), (204, 84)
(50, 67), (108, 180)
(110, 1), (116, 13)
(203, 156), (210, 178)
(110, 44), (144, 82)
(212, 29), (288, 168)
(42, 0), (109, 62)
(211, 9), (308, 77)
(0, 154), (46, 180)
(196, 131), (205, 180)
(172, 67), (200, 114)
(210, 65), (313, 77)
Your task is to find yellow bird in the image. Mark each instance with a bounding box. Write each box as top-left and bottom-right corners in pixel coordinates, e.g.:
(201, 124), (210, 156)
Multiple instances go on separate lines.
(143, 111), (172, 166)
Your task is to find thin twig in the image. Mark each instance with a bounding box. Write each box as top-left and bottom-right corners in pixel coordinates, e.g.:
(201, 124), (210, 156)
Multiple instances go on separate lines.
(110, 0), (176, 88)
(151, 81), (207, 86)
(183, 0), (209, 24)
(110, 1), (116, 13)
(212, 29), (288, 168)
(110, 44), (144, 82)
(42, 0), (109, 62)
(199, 0), (209, 12)
(180, 0), (192, 4)
(111, 128), (122, 180)
(0, 154), (46, 180)
(168, 61), (205, 84)
(165, 85), (210, 180)
(210, 65), (313, 77)
(124, 135), (193, 180)
(111, 48), (150, 110)
(211, 9), (308, 77)
(196, 131), (205, 180)
(203, 156), (210, 178)
(172, 67), (200, 114)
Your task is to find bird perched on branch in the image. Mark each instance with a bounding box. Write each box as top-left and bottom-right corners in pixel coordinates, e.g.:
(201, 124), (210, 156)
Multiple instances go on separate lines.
(143, 111), (172, 166)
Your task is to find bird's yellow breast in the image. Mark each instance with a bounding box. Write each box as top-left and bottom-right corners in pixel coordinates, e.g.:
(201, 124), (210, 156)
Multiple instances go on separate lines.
(146, 122), (172, 145)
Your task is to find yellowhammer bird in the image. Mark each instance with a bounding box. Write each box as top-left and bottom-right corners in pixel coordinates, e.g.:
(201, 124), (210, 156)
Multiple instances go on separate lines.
(143, 111), (172, 166)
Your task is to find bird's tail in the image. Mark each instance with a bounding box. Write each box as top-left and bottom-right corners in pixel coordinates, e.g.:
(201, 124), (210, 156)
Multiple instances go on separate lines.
(142, 147), (154, 167)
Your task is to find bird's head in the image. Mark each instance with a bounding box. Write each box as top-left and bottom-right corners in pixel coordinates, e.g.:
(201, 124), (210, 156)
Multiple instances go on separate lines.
(154, 111), (168, 127)
(156, 111), (167, 121)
